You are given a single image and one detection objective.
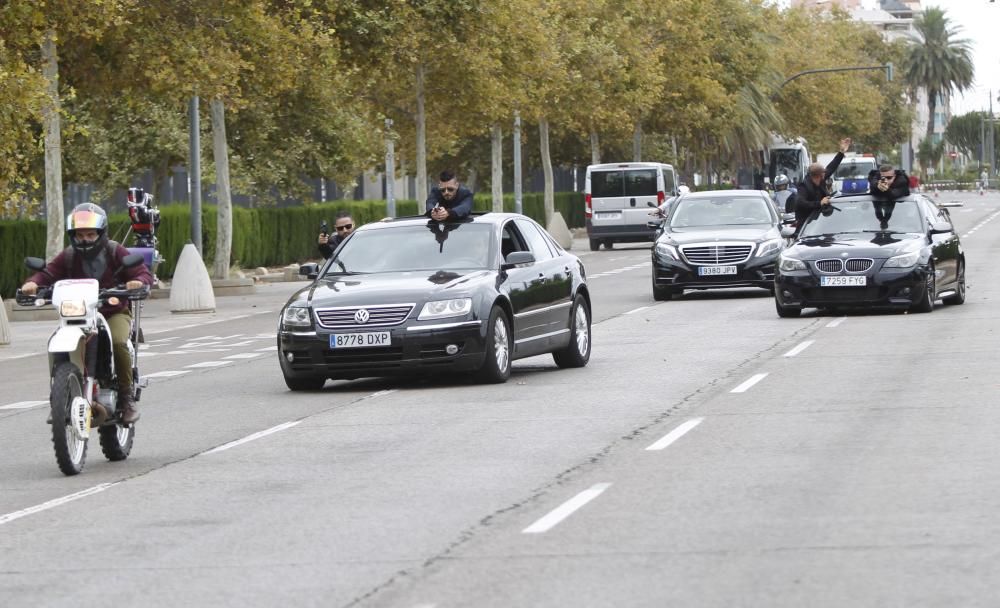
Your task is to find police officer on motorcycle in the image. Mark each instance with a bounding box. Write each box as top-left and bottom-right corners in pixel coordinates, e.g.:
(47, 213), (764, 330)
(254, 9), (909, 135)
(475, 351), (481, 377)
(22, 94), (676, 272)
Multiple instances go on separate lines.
(20, 203), (153, 424)
(772, 174), (797, 214)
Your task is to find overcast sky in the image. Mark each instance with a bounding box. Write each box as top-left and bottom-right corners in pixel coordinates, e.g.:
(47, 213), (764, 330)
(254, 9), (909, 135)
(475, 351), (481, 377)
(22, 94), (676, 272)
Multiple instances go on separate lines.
(923, 0), (1000, 115)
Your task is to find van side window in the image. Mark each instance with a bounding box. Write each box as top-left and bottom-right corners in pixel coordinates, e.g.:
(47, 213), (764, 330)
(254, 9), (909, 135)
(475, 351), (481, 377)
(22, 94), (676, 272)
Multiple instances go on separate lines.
(624, 170), (657, 196)
(662, 168), (675, 194)
(591, 171), (625, 197)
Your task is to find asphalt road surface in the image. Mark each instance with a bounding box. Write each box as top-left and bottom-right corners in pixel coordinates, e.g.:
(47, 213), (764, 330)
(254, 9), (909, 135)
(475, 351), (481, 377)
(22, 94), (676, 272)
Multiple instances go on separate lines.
(2, 192), (999, 607)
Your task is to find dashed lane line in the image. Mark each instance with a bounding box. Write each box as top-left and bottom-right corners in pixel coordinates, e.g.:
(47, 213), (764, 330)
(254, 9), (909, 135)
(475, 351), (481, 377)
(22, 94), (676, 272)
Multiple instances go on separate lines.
(826, 317), (847, 328)
(184, 361), (234, 369)
(222, 353), (264, 360)
(624, 306), (650, 315)
(646, 418), (704, 451)
(731, 373), (768, 393)
(143, 370), (191, 379)
(0, 400), (47, 411)
(783, 340), (815, 358)
(522, 483), (612, 534)
(0, 483), (120, 527)
(202, 421), (302, 455)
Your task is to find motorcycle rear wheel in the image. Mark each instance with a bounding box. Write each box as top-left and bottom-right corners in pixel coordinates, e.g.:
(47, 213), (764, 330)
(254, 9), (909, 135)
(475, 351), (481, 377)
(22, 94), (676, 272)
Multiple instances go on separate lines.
(50, 362), (89, 476)
(99, 418), (134, 462)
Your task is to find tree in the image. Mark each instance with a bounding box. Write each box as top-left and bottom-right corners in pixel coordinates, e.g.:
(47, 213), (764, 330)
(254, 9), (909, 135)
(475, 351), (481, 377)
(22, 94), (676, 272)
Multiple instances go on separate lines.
(946, 111), (987, 161)
(904, 7), (974, 143)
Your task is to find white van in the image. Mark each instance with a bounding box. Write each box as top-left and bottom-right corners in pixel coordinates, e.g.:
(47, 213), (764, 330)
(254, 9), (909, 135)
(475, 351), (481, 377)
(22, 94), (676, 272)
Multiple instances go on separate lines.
(585, 162), (678, 251)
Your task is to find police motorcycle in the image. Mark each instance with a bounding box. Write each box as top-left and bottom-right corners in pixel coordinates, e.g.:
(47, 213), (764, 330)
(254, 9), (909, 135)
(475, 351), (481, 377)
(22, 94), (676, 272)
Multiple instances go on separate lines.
(16, 256), (149, 476)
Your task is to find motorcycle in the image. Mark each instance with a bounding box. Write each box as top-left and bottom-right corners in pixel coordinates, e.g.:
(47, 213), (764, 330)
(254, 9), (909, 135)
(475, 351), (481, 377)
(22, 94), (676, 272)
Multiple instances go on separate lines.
(17, 255), (149, 476)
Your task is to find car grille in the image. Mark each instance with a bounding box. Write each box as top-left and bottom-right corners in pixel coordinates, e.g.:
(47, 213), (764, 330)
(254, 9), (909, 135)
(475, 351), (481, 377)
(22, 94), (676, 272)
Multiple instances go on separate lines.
(322, 347), (405, 366)
(815, 258), (874, 273)
(845, 258), (873, 273)
(314, 304), (414, 329)
(681, 244), (752, 265)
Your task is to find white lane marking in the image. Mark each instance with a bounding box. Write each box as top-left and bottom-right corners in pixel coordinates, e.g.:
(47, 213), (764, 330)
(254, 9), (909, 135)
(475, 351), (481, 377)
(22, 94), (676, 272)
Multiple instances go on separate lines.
(0, 352), (43, 361)
(222, 353), (264, 360)
(203, 421), (302, 455)
(181, 342), (225, 348)
(826, 317), (847, 328)
(164, 349), (231, 355)
(143, 370), (191, 378)
(218, 341), (255, 347)
(0, 483), (119, 526)
(364, 389), (398, 400)
(256, 346), (278, 352)
(646, 418), (704, 451)
(0, 400), (48, 410)
(185, 361), (234, 369)
(523, 483), (612, 534)
(624, 306), (650, 315)
(783, 340), (815, 358)
(731, 373), (768, 393)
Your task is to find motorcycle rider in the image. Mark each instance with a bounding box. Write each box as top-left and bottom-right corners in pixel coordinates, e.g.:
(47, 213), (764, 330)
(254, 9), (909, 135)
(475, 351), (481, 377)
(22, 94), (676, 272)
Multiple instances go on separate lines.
(20, 203), (153, 424)
(772, 174), (797, 214)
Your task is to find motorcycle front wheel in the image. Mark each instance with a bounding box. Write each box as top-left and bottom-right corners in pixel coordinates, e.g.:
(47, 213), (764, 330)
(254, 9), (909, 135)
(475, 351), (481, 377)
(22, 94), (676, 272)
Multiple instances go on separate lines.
(99, 418), (134, 461)
(50, 362), (89, 475)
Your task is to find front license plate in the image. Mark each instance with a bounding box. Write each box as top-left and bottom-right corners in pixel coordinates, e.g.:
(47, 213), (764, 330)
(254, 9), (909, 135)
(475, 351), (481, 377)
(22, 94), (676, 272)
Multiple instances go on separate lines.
(329, 331), (392, 348)
(820, 275), (867, 287)
(698, 266), (737, 276)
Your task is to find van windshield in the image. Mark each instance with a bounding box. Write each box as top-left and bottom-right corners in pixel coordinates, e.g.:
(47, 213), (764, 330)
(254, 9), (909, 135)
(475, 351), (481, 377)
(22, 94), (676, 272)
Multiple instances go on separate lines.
(591, 169), (658, 197)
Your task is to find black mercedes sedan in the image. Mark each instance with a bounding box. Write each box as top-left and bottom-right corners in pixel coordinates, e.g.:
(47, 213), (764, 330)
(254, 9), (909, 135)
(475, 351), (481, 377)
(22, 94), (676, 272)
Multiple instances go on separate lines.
(277, 213), (592, 390)
(650, 190), (784, 300)
(774, 193), (967, 317)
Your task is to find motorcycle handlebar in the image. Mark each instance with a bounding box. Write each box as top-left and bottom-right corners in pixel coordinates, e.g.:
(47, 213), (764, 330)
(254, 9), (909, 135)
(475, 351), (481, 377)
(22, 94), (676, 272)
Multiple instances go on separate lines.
(14, 285), (149, 307)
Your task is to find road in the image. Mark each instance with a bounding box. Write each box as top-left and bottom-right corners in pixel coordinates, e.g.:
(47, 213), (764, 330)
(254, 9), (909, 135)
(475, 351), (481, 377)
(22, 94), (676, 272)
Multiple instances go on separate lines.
(1, 192), (999, 607)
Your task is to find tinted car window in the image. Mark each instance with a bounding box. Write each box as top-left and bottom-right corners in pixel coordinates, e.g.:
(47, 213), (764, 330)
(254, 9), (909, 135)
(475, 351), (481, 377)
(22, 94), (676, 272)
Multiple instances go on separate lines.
(669, 197), (776, 228)
(514, 219), (554, 261)
(624, 169), (658, 196)
(327, 223), (494, 274)
(800, 200), (924, 236)
(591, 171), (625, 198)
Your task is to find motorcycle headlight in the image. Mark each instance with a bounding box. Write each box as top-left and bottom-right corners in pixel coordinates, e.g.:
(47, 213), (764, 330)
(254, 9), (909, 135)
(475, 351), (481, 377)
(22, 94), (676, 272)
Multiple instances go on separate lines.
(418, 298), (472, 320)
(883, 250), (920, 268)
(655, 242), (678, 259)
(281, 305), (312, 328)
(779, 255), (807, 272)
(59, 299), (86, 318)
(755, 238), (782, 258)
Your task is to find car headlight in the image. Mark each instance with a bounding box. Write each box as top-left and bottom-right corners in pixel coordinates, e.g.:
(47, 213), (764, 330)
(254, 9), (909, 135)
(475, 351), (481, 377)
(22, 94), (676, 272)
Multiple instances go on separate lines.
(59, 299), (86, 318)
(655, 242), (678, 259)
(755, 238), (782, 258)
(418, 298), (472, 320)
(281, 305), (312, 328)
(883, 250), (920, 268)
(778, 255), (807, 272)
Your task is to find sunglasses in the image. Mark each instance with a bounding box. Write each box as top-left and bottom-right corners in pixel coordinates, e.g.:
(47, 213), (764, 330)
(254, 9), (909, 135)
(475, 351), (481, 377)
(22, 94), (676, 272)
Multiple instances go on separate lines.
(335, 224), (353, 231)
(440, 186), (457, 193)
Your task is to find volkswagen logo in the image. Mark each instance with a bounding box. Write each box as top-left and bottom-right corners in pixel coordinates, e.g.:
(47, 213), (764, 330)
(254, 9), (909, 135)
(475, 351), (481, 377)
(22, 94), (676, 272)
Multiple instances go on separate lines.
(354, 308), (370, 324)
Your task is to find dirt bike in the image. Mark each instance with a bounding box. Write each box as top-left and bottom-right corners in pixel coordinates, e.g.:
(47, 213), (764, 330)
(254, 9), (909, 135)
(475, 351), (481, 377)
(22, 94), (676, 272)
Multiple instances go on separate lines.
(17, 255), (149, 476)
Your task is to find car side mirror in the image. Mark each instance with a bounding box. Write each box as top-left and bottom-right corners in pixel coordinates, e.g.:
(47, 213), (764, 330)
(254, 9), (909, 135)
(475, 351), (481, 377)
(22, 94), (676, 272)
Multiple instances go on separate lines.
(929, 221), (952, 235)
(502, 251), (535, 269)
(780, 226), (796, 238)
(299, 262), (320, 280)
(647, 201), (657, 208)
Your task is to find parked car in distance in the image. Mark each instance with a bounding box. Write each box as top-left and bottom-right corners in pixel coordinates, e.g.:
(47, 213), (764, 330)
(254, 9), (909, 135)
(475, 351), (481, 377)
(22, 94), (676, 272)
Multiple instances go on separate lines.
(585, 162), (679, 251)
(649, 190), (784, 300)
(774, 193), (966, 317)
(277, 213), (592, 390)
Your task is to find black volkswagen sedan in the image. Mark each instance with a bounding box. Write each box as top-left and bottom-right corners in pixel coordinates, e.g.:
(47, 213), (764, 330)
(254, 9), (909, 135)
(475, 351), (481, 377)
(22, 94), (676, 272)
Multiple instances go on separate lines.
(277, 214), (592, 390)
(650, 190), (784, 300)
(774, 193), (966, 317)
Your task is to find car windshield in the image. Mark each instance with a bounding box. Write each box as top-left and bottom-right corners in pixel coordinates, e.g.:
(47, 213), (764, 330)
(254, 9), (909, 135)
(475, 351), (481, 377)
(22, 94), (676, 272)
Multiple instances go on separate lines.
(834, 160), (876, 179)
(669, 197), (775, 228)
(324, 222), (494, 275)
(799, 199), (924, 236)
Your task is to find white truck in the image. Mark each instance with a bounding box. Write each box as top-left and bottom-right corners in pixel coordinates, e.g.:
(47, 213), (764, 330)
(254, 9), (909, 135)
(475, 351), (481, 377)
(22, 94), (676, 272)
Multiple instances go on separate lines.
(816, 152), (878, 194)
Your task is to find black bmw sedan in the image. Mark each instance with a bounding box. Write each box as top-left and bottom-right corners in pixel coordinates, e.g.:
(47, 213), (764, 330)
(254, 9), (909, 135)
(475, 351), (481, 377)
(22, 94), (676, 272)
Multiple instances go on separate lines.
(774, 193), (967, 317)
(277, 213), (592, 390)
(650, 190), (784, 300)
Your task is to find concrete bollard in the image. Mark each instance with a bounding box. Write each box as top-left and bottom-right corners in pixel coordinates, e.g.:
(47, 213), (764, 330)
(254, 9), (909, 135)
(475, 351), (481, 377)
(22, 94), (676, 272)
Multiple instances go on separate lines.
(282, 263), (302, 281)
(169, 243), (216, 313)
(0, 296), (10, 345)
(545, 211), (573, 250)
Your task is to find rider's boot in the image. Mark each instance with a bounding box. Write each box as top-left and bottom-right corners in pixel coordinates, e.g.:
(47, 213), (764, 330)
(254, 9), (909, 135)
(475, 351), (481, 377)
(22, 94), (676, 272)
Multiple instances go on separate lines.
(119, 388), (140, 424)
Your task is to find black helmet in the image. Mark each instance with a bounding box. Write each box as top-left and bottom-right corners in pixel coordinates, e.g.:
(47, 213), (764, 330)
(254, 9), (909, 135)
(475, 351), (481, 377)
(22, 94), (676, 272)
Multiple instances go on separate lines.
(66, 203), (109, 259)
(127, 187), (146, 206)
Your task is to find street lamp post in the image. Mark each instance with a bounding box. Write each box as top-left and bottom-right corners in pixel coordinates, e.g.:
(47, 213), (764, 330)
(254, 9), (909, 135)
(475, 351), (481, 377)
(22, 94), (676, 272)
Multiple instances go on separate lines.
(385, 118), (395, 218)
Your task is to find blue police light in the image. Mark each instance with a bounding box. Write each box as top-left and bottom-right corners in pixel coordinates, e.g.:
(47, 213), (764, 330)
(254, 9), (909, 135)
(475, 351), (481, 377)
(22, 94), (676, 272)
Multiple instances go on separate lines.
(840, 178), (869, 195)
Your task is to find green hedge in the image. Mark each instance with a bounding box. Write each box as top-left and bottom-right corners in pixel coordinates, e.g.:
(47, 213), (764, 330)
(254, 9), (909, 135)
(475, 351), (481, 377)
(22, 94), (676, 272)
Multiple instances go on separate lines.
(0, 192), (584, 298)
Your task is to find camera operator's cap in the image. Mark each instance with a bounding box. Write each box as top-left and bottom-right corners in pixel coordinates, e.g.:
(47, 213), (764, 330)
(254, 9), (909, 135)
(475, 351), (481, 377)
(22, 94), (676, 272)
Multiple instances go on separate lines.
(67, 203), (108, 231)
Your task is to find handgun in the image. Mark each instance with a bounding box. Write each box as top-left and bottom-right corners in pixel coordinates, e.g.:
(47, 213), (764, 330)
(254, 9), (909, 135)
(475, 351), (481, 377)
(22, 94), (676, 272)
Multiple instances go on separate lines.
(320, 220), (329, 236)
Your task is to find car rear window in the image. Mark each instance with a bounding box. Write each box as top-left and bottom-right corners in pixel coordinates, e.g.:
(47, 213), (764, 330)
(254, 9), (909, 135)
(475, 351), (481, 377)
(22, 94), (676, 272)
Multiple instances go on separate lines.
(590, 169), (658, 197)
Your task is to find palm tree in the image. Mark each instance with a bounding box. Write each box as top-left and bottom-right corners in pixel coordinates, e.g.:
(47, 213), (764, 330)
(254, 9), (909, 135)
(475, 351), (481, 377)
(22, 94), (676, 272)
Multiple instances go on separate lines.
(904, 7), (974, 143)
